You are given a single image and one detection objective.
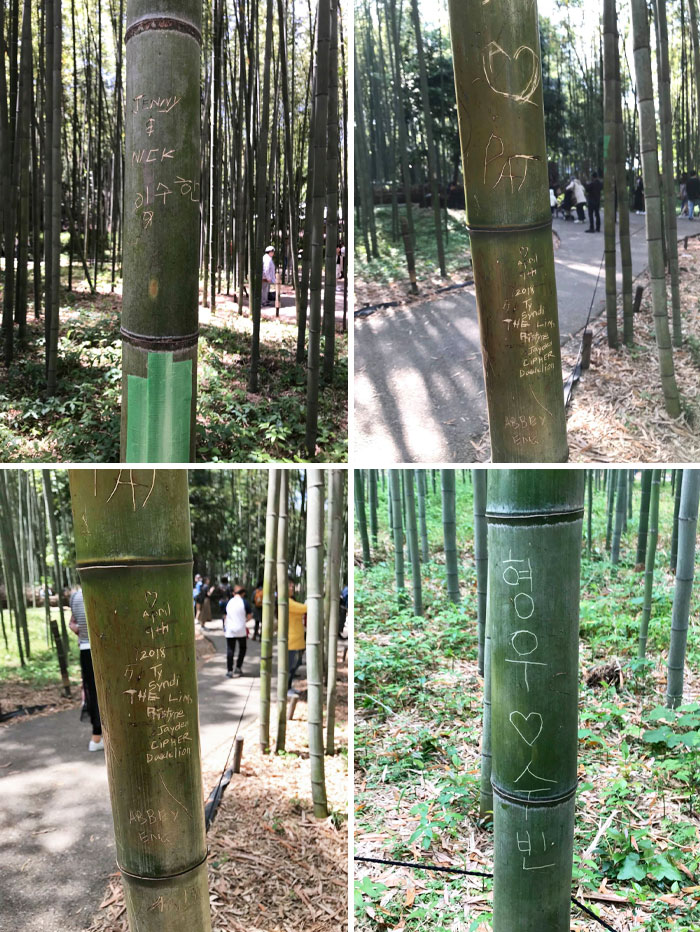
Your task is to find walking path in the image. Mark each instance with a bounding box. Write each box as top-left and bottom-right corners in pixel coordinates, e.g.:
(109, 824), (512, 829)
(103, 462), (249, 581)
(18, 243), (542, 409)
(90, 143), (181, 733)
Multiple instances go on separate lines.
(354, 212), (649, 463)
(0, 628), (289, 932)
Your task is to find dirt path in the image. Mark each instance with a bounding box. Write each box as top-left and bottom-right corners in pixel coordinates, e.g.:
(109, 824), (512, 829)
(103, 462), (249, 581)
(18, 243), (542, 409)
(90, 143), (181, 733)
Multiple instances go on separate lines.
(0, 627), (279, 932)
(354, 211), (649, 463)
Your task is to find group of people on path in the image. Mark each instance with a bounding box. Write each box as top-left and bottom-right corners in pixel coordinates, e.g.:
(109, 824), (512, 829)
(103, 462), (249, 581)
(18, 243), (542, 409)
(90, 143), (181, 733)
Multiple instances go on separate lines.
(550, 173), (604, 232)
(678, 171), (700, 219)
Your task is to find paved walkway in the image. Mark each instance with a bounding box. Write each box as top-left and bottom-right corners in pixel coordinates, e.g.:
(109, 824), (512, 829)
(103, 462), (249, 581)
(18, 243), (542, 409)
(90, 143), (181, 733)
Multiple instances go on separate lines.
(354, 211), (649, 463)
(0, 628), (280, 932)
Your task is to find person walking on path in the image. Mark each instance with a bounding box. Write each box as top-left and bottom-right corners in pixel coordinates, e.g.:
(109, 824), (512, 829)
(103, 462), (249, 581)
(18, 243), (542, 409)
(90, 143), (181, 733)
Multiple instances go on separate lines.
(224, 584), (253, 678)
(686, 170), (700, 220)
(680, 173), (689, 217)
(262, 246), (276, 306)
(634, 176), (645, 214)
(585, 172), (603, 232)
(287, 578), (307, 696)
(567, 176), (587, 223)
(252, 579), (263, 641)
(68, 587), (103, 752)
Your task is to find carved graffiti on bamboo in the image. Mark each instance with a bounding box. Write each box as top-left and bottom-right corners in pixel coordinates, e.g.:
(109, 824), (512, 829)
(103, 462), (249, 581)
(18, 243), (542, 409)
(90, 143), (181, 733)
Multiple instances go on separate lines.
(482, 41), (540, 106)
(517, 829), (556, 871)
(92, 469), (157, 510)
(484, 133), (539, 193)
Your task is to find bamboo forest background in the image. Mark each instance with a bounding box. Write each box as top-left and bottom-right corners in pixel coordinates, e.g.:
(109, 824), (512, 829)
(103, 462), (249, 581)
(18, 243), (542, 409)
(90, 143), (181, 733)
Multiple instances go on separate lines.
(354, 468), (700, 932)
(355, 0), (698, 277)
(0, 0), (348, 463)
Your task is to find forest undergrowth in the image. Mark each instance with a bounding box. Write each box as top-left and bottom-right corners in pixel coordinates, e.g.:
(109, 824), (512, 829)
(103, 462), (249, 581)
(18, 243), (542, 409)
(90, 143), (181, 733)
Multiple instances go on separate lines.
(355, 476), (700, 932)
(0, 269), (348, 464)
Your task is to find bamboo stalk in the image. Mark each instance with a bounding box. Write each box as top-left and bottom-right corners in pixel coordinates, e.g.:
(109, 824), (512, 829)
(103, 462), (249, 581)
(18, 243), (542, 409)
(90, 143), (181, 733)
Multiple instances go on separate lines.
(638, 469), (660, 658)
(260, 469), (280, 753)
(275, 470), (289, 753)
(69, 469), (211, 932)
(473, 469), (487, 676)
(306, 468), (328, 816)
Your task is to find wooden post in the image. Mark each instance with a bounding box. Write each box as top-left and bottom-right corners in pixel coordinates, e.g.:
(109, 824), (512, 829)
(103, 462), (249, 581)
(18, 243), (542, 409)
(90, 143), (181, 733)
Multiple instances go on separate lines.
(275, 269), (281, 317)
(581, 330), (593, 370)
(232, 736), (244, 773)
(401, 216), (419, 295)
(633, 284), (644, 314)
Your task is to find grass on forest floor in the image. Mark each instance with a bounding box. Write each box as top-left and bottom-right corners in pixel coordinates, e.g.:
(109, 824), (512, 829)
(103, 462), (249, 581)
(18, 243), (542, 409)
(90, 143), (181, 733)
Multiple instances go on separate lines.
(0, 262), (348, 463)
(355, 473), (700, 932)
(355, 207), (471, 307)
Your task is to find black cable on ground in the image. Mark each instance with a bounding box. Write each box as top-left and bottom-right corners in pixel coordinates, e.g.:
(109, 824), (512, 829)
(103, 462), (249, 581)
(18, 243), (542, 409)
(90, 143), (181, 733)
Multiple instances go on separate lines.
(354, 855), (620, 932)
(204, 673), (257, 831)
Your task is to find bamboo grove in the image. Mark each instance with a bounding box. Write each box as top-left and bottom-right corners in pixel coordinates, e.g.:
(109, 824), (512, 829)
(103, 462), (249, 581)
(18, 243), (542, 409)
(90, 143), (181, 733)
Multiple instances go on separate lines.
(355, 467), (700, 928)
(0, 0), (348, 458)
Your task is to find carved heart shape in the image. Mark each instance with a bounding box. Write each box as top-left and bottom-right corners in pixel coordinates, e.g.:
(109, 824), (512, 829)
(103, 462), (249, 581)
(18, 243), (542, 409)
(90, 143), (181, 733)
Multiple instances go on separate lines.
(145, 591), (158, 609)
(482, 41), (540, 106)
(509, 710), (543, 747)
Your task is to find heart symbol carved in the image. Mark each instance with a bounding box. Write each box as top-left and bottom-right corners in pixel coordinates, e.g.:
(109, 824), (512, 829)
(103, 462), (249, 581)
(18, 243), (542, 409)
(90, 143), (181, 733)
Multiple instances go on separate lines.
(482, 41), (540, 106)
(145, 591), (158, 609)
(509, 711), (543, 747)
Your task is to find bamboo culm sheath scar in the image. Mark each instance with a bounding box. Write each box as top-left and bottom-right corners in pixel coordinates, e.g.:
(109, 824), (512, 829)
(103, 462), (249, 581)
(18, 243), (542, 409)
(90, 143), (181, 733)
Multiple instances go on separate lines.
(447, 0), (568, 462)
(69, 470), (211, 932)
(120, 2), (202, 462)
(487, 471), (583, 932)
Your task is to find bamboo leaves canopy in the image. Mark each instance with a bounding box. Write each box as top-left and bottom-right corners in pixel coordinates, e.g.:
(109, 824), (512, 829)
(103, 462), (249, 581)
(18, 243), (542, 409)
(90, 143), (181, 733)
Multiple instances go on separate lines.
(447, 0), (568, 462)
(69, 469), (211, 932)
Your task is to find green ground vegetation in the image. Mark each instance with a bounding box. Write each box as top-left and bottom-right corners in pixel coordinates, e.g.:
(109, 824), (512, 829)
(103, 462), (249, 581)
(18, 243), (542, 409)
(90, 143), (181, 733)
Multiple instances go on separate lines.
(0, 260), (348, 463)
(356, 207), (471, 289)
(355, 471), (700, 932)
(1, 606), (81, 689)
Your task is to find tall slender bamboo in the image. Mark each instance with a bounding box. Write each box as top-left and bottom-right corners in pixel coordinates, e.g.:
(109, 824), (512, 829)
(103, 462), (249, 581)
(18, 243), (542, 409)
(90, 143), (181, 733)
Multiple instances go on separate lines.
(441, 470), (460, 602)
(42, 470), (68, 651)
(638, 469), (661, 658)
(120, 0), (202, 461)
(275, 470), (289, 754)
(416, 470), (429, 563)
(260, 469), (280, 753)
(630, 0), (681, 418)
(389, 470), (405, 599)
(368, 470), (379, 549)
(326, 470), (344, 754)
(354, 470), (371, 565)
(69, 469), (211, 932)
(635, 470), (652, 567)
(603, 0), (618, 348)
(473, 469), (487, 676)
(666, 469), (700, 708)
(404, 470), (422, 616)
(479, 598), (493, 822)
(447, 0), (568, 462)
(586, 469), (593, 558)
(611, 469), (627, 565)
(306, 468), (328, 816)
(614, 29), (633, 345)
(670, 469), (683, 573)
(488, 470), (583, 932)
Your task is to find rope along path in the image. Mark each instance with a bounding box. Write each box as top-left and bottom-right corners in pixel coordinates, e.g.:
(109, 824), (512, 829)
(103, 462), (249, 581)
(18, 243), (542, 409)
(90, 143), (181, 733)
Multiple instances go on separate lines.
(355, 855), (619, 932)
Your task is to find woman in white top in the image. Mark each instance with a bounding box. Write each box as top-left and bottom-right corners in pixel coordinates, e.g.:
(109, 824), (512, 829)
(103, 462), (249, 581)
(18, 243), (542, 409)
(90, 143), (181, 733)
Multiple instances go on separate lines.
(567, 177), (587, 224)
(224, 585), (253, 678)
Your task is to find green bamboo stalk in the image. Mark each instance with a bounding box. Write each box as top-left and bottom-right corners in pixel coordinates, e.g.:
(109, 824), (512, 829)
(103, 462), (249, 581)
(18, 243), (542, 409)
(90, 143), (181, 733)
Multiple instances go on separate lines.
(441, 470), (460, 602)
(614, 30), (634, 346)
(69, 469), (211, 932)
(447, 0), (568, 462)
(635, 470), (652, 567)
(306, 469), (328, 816)
(354, 470), (371, 565)
(603, 0), (618, 348)
(666, 469), (700, 708)
(260, 469), (280, 753)
(120, 0), (202, 461)
(416, 470), (429, 563)
(670, 469), (683, 573)
(473, 469), (487, 676)
(368, 470), (378, 548)
(479, 588), (493, 823)
(326, 470), (344, 754)
(404, 470), (422, 616)
(275, 470), (289, 754)
(488, 470), (583, 932)
(630, 0), (681, 418)
(389, 471), (405, 599)
(638, 469), (661, 659)
(605, 469), (616, 551)
(611, 469), (627, 565)
(586, 469), (593, 558)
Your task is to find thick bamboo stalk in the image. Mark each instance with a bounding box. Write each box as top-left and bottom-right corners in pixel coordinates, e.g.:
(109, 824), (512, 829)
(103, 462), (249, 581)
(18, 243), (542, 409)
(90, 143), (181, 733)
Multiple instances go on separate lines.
(404, 470), (422, 616)
(635, 470), (652, 567)
(479, 591), (493, 822)
(603, 0), (618, 348)
(441, 470), (460, 602)
(630, 0), (681, 418)
(120, 0), (202, 461)
(488, 471), (583, 932)
(275, 470), (289, 753)
(306, 468), (328, 816)
(326, 470), (344, 754)
(666, 469), (700, 708)
(473, 469), (487, 676)
(638, 469), (660, 658)
(69, 469), (211, 932)
(260, 469), (280, 752)
(447, 0), (568, 462)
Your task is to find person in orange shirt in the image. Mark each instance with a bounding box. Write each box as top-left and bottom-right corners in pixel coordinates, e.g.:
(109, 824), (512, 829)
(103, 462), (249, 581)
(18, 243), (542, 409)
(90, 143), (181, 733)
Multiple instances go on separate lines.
(287, 577), (307, 696)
